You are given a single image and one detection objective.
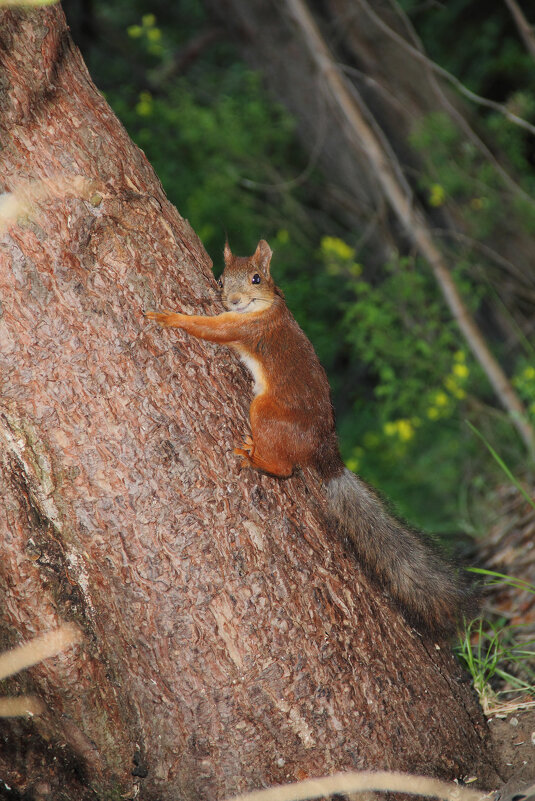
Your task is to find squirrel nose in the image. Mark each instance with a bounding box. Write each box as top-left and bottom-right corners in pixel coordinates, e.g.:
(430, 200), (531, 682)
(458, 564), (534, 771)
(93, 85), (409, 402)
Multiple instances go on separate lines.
(228, 294), (242, 307)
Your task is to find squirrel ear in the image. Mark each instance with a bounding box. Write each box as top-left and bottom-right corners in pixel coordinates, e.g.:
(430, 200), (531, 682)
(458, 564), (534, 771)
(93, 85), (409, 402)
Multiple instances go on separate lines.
(224, 240), (232, 265)
(253, 239), (273, 277)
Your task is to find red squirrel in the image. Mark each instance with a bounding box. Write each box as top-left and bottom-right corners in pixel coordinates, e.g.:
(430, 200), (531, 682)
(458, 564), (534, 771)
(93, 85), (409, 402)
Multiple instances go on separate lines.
(146, 240), (473, 631)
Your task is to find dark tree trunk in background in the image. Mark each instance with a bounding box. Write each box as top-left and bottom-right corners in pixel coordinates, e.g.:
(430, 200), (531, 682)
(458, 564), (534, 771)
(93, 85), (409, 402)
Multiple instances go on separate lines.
(0, 6), (498, 800)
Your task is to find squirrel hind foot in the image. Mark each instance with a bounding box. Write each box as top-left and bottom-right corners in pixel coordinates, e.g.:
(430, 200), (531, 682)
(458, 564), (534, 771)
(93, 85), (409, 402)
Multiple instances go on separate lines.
(234, 436), (254, 456)
(234, 444), (294, 478)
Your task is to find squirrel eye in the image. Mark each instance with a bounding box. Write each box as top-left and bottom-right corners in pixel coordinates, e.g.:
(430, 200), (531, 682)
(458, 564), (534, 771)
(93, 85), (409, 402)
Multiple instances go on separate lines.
(251, 273), (261, 284)
(217, 278), (223, 289)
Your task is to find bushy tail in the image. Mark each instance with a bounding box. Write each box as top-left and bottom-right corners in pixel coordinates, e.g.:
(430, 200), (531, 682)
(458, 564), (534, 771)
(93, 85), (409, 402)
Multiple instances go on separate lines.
(326, 468), (475, 632)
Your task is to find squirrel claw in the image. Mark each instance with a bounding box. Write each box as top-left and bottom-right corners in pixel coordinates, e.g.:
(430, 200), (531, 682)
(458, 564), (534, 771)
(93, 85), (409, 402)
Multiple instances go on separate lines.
(234, 436), (254, 457)
(233, 449), (252, 471)
(234, 447), (252, 459)
(234, 439), (255, 470)
(145, 310), (171, 326)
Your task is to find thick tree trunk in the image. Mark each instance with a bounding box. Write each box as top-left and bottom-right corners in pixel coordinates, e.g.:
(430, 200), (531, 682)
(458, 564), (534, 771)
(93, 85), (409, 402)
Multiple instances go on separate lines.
(0, 6), (499, 800)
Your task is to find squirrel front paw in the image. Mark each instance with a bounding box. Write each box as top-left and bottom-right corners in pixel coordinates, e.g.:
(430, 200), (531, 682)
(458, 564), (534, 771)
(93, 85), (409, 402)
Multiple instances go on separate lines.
(145, 310), (173, 326)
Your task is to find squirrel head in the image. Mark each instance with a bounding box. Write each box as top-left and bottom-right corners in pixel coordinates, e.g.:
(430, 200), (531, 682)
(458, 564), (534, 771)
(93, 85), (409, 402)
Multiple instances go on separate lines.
(219, 240), (276, 313)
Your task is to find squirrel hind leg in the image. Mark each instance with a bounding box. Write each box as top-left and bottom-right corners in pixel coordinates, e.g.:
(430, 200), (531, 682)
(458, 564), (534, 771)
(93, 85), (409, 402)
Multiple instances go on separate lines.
(234, 439), (294, 478)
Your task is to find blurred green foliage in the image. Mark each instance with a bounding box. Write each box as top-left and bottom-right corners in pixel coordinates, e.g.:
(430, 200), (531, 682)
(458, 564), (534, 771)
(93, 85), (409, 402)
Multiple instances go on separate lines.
(90, 4), (316, 253)
(72, 0), (535, 534)
(112, 70), (301, 248)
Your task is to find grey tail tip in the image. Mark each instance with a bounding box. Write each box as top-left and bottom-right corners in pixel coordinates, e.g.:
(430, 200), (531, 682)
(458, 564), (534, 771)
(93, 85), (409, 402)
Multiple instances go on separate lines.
(326, 468), (478, 634)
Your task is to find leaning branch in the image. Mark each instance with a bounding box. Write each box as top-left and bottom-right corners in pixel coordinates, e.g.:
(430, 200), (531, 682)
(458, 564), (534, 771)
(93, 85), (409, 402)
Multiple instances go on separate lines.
(284, 0), (535, 457)
(503, 0), (535, 61)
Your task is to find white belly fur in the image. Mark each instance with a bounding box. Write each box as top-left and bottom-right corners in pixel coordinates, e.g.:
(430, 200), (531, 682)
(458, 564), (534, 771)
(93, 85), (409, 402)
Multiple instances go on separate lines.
(232, 344), (266, 397)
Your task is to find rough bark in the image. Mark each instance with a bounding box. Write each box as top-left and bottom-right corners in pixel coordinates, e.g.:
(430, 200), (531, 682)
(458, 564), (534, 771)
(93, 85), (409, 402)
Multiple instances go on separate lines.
(0, 6), (499, 800)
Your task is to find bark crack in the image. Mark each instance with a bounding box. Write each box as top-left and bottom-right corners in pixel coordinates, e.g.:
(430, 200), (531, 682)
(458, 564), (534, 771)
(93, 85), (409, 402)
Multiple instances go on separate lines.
(0, 407), (63, 535)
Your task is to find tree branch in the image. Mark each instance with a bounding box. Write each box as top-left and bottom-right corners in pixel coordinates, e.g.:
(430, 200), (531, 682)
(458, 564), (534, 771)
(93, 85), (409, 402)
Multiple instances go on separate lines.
(503, 0), (535, 61)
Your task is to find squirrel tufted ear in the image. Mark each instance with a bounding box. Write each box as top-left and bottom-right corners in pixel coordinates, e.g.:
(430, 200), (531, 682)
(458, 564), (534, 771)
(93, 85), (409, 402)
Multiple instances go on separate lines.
(253, 239), (273, 277)
(224, 240), (233, 265)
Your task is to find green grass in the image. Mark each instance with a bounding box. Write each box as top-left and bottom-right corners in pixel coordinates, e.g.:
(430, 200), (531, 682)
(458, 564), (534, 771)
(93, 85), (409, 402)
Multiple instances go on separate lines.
(457, 430), (535, 713)
(457, 571), (535, 714)
(466, 421), (535, 509)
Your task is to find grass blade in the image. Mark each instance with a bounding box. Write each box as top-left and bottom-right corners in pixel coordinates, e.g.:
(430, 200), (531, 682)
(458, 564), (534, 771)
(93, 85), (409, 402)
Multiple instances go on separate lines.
(466, 421), (535, 509)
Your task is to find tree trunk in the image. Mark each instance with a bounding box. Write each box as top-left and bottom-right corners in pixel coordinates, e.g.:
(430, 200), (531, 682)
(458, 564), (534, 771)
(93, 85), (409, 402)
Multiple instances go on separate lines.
(0, 6), (499, 800)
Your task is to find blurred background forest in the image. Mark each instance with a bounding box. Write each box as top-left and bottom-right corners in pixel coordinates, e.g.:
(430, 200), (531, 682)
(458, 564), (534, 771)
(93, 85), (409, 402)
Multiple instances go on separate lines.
(62, 0), (535, 541)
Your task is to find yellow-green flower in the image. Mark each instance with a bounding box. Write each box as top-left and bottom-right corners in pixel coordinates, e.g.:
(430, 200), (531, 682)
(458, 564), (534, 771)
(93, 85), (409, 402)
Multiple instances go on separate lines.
(321, 236), (354, 261)
(443, 374), (466, 400)
(384, 422), (397, 437)
(142, 13), (156, 26)
(452, 362), (469, 379)
(429, 184), (445, 207)
(523, 366), (535, 380)
(321, 236), (361, 277)
(396, 419), (414, 441)
(384, 419), (415, 441)
(127, 24), (143, 38)
(136, 102), (152, 116)
(444, 376), (457, 393)
(136, 91), (153, 117)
